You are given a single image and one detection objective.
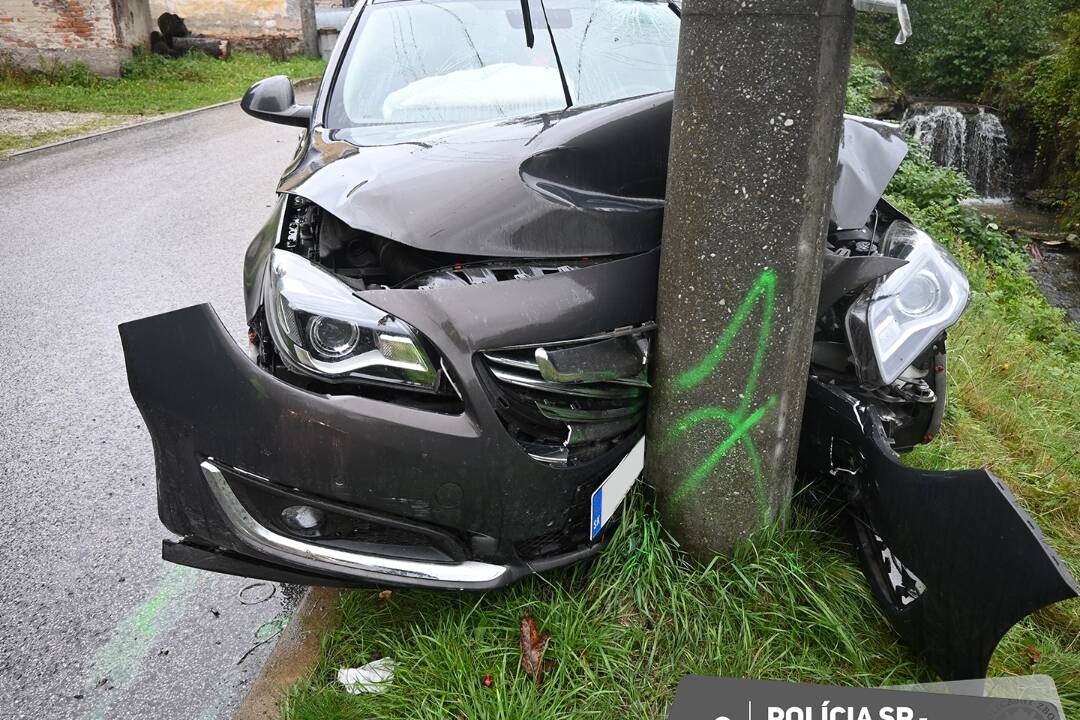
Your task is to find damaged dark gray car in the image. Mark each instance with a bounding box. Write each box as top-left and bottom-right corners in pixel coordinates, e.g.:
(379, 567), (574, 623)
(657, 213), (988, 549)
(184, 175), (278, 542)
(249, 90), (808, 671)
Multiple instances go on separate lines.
(120, 0), (1076, 681)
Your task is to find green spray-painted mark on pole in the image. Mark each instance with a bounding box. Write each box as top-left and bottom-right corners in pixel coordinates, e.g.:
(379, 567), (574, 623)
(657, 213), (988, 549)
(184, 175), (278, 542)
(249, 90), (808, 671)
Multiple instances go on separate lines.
(666, 269), (778, 519)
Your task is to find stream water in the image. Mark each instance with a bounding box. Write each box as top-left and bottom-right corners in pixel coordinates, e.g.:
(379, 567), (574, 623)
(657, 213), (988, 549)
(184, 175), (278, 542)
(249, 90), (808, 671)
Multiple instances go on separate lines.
(963, 199), (1080, 326)
(900, 103), (1078, 327)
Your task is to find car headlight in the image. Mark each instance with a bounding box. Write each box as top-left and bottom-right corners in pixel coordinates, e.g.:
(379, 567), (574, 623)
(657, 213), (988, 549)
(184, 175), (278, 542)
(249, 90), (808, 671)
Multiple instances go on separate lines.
(264, 249), (439, 390)
(845, 221), (969, 386)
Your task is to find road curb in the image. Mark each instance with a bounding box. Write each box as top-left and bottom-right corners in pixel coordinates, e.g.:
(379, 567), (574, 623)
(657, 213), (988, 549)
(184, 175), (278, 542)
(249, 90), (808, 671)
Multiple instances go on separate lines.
(4, 99), (243, 160)
(3, 77), (321, 161)
(234, 586), (341, 720)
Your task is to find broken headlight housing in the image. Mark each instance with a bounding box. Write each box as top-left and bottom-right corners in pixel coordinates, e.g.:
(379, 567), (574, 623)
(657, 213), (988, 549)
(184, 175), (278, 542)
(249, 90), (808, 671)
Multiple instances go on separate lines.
(846, 221), (969, 386)
(265, 250), (439, 390)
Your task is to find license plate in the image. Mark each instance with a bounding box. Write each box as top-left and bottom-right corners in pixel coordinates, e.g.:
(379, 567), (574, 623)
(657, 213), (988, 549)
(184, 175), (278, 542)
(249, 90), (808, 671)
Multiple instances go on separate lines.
(589, 438), (645, 540)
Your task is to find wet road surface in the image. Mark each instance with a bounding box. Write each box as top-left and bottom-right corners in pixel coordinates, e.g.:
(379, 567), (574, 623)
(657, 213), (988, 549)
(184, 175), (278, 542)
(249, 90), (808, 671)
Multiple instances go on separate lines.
(0, 102), (310, 719)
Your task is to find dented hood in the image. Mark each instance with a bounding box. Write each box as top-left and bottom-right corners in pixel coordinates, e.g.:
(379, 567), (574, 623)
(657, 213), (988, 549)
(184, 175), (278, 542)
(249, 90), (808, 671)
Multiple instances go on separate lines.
(279, 93), (907, 257)
(832, 115), (909, 229)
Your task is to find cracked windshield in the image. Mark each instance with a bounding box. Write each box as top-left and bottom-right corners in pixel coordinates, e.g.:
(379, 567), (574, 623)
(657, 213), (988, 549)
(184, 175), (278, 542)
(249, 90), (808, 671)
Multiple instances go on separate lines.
(327, 0), (679, 127)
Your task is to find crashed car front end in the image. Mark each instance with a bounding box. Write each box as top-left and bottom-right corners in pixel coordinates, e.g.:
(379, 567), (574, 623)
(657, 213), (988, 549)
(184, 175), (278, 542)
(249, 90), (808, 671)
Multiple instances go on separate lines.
(122, 246), (660, 589)
(120, 0), (1076, 682)
(121, 39), (687, 582)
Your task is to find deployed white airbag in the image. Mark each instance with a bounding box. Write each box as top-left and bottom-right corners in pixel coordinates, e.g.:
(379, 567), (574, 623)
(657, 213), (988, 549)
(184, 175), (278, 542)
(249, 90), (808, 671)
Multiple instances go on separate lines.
(381, 63), (567, 122)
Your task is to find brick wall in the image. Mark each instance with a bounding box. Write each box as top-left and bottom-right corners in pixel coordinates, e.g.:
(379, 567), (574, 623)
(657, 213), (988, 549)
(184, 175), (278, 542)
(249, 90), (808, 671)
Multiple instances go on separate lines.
(149, 0), (302, 38)
(0, 0), (152, 76)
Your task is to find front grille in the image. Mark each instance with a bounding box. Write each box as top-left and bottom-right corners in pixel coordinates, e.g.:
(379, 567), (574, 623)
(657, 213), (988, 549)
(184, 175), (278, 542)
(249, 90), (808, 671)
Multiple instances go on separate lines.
(480, 325), (653, 466)
(515, 528), (569, 560)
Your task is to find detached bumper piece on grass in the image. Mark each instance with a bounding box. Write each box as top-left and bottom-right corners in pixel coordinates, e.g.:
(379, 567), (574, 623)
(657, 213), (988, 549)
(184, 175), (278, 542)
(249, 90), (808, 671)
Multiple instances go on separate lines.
(799, 380), (1079, 680)
(119, 0), (1076, 683)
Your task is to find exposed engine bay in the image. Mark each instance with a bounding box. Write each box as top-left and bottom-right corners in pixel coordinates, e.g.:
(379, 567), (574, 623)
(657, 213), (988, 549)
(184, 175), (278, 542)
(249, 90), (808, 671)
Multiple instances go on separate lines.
(278, 193), (587, 291)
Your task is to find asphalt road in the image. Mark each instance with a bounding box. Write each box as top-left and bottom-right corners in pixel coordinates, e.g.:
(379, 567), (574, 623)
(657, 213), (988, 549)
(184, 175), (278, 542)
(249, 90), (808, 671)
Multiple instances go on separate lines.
(0, 103), (311, 719)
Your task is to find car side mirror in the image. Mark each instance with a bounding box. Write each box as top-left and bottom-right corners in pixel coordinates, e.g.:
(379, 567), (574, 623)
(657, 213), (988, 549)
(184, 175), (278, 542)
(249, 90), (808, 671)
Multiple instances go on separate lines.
(241, 75), (312, 128)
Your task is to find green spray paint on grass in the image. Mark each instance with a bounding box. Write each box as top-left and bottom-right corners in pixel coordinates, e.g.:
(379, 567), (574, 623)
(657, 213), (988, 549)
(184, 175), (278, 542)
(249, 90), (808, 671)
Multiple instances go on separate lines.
(85, 565), (198, 720)
(666, 269), (778, 519)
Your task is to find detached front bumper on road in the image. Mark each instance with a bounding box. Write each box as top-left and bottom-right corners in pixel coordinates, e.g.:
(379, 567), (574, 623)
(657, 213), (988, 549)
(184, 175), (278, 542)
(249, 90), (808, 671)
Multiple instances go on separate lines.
(119, 252), (659, 589)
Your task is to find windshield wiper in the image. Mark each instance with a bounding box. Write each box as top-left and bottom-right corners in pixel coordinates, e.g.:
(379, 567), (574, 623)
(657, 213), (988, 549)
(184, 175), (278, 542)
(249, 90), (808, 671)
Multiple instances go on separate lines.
(537, 0), (573, 108)
(519, 0), (535, 47)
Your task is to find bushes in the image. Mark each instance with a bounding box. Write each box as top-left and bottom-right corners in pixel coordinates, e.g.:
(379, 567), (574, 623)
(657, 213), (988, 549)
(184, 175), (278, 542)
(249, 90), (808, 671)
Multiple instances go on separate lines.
(0, 52), (98, 87)
(845, 61), (885, 116)
(884, 143), (1080, 358)
(856, 1), (1079, 229)
(119, 49), (214, 82)
(882, 140), (1023, 264)
(887, 141), (973, 205)
(855, 0), (1062, 101)
(998, 9), (1080, 227)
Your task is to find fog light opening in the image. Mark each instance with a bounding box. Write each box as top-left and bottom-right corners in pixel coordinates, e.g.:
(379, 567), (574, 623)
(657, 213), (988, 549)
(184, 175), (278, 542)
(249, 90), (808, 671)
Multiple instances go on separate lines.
(281, 505), (326, 537)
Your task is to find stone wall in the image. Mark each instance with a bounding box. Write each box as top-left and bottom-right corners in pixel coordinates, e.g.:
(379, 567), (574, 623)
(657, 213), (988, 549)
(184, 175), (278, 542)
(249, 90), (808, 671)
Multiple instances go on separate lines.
(149, 0), (301, 39)
(0, 0), (152, 76)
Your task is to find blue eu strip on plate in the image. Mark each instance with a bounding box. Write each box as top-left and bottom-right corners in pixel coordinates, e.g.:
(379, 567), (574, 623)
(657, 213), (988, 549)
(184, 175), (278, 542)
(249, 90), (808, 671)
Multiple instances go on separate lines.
(590, 438), (645, 540)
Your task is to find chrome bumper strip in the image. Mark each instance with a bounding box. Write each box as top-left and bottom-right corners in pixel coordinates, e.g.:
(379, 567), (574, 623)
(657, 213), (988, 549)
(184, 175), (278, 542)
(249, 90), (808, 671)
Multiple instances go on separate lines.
(201, 460), (508, 585)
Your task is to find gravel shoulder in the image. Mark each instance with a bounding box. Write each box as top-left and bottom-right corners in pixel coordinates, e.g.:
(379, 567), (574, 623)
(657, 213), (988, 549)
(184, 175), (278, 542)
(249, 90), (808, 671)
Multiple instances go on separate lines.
(0, 109), (150, 156)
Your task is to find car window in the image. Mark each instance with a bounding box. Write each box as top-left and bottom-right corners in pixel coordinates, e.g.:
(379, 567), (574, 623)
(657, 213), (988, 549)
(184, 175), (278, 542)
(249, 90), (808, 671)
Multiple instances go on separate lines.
(326, 0), (679, 128)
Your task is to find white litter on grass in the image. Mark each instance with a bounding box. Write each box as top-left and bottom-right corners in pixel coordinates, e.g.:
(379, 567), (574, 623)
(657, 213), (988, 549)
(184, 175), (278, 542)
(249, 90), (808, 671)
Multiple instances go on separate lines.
(337, 658), (397, 694)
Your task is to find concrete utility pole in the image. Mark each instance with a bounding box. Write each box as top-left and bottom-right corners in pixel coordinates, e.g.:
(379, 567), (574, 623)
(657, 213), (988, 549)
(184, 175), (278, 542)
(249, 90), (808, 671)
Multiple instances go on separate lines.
(299, 0), (320, 58)
(646, 0), (855, 557)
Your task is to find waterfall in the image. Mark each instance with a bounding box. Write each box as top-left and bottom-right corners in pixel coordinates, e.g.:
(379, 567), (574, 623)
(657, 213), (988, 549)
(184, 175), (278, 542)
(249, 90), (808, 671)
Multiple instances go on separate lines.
(901, 104), (1012, 198)
(966, 110), (1011, 199)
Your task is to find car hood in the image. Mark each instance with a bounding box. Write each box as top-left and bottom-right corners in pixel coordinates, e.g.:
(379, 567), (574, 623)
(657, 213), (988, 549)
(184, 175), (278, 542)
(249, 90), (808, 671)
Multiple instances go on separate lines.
(279, 93), (907, 258)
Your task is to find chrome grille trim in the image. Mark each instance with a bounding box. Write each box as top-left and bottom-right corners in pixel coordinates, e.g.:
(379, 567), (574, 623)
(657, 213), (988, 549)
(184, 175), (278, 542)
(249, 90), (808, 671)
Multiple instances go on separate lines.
(489, 367), (643, 399)
(565, 418), (640, 446)
(492, 321), (657, 351)
(484, 351), (651, 387)
(535, 399), (644, 422)
(481, 352), (541, 372)
(479, 325), (653, 466)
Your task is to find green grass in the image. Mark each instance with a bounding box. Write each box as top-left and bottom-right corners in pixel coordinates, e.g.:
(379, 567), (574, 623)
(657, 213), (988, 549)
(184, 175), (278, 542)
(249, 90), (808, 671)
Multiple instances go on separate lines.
(280, 64), (1079, 719)
(0, 51), (324, 155)
(0, 50), (324, 119)
(285, 500), (949, 720)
